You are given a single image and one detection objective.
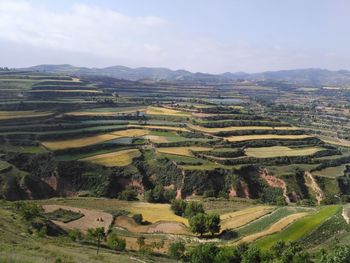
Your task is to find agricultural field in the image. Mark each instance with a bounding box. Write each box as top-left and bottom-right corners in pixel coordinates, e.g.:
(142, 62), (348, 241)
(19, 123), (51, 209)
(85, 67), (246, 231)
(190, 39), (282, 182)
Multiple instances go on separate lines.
(82, 149), (141, 167)
(156, 146), (211, 157)
(2, 71), (350, 261)
(245, 146), (324, 158)
(0, 110), (53, 120)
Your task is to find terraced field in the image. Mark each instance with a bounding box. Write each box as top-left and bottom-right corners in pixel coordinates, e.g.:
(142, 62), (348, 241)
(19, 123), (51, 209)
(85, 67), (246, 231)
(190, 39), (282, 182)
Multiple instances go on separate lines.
(256, 205), (341, 249)
(156, 146), (211, 157)
(245, 146), (324, 158)
(82, 149), (141, 167)
(41, 133), (121, 150)
(227, 134), (312, 142)
(0, 110), (53, 120)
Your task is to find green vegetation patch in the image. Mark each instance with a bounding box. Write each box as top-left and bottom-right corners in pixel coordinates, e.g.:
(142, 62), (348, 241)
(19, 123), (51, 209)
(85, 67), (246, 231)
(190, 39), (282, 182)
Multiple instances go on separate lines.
(45, 208), (84, 223)
(256, 205), (341, 250)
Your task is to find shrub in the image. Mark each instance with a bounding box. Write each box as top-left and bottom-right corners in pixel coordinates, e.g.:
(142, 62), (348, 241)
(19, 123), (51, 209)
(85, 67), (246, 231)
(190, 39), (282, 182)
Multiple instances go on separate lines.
(68, 229), (82, 242)
(132, 214), (143, 224)
(170, 199), (187, 216)
(107, 233), (126, 251)
(118, 186), (138, 201)
(168, 242), (186, 260)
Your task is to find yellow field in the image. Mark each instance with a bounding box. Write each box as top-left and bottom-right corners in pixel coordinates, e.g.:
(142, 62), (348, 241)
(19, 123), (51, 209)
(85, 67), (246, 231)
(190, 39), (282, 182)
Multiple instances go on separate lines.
(157, 146), (211, 157)
(221, 206), (273, 230)
(111, 129), (149, 137)
(319, 137), (350, 147)
(126, 202), (188, 225)
(239, 212), (307, 243)
(41, 133), (120, 150)
(128, 124), (189, 132)
(189, 124), (301, 133)
(144, 135), (169, 143)
(41, 129), (149, 150)
(227, 134), (311, 142)
(0, 111), (52, 120)
(146, 106), (191, 116)
(82, 149), (141, 167)
(245, 146), (323, 158)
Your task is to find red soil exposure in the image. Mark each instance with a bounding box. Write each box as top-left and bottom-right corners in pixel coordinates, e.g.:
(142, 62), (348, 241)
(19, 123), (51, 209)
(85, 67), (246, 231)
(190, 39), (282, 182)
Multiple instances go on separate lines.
(260, 168), (290, 203)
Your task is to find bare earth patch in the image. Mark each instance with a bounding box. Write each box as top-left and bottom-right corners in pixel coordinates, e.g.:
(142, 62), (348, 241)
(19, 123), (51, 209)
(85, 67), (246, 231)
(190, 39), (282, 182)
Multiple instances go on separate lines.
(115, 216), (189, 235)
(43, 205), (113, 233)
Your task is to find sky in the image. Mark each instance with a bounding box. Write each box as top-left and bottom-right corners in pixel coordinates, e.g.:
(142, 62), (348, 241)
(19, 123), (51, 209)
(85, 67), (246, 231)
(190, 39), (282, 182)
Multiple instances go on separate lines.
(0, 0), (349, 73)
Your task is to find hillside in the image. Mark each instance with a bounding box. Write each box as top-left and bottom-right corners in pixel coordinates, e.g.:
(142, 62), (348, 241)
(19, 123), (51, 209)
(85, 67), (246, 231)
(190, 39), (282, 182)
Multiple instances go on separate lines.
(19, 64), (350, 85)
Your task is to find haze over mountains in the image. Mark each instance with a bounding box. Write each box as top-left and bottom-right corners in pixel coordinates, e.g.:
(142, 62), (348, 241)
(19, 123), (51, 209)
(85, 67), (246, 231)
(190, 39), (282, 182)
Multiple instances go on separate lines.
(21, 64), (350, 86)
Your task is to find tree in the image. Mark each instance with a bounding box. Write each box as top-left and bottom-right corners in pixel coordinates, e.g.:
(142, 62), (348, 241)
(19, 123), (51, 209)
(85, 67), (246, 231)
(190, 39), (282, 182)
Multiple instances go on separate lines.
(87, 227), (106, 254)
(206, 213), (221, 236)
(189, 243), (219, 263)
(184, 202), (204, 218)
(242, 245), (261, 263)
(171, 199), (187, 216)
(189, 213), (208, 237)
(107, 233), (126, 251)
(168, 242), (186, 260)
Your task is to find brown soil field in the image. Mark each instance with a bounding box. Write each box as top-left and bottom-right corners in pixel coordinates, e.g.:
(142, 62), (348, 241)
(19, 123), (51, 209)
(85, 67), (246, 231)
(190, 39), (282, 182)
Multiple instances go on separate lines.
(43, 205), (113, 233)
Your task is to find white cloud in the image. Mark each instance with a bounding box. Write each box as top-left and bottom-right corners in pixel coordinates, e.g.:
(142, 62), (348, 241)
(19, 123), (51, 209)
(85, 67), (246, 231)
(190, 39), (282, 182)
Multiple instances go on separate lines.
(0, 0), (348, 73)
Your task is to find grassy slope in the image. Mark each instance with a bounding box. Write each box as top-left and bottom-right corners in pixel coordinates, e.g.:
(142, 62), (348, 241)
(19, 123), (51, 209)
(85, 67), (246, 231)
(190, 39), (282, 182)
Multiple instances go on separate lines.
(0, 202), (174, 263)
(256, 205), (341, 250)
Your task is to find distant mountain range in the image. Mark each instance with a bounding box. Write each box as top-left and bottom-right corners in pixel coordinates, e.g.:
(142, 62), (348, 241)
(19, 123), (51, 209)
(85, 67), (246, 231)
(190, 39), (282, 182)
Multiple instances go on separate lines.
(20, 64), (350, 86)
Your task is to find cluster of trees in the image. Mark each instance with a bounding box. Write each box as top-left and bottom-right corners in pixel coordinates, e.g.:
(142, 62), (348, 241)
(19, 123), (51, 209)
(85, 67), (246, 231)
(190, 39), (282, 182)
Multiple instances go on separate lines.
(170, 200), (221, 236)
(144, 184), (176, 203)
(169, 240), (350, 263)
(118, 185), (139, 201)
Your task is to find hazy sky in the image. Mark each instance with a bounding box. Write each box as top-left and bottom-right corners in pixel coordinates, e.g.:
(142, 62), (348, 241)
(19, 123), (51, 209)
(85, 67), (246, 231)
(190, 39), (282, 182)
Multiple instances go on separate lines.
(0, 0), (349, 73)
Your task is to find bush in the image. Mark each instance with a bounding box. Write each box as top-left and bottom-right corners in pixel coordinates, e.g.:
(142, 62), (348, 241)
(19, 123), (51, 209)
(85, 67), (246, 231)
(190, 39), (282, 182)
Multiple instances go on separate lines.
(107, 233), (126, 251)
(68, 229), (82, 242)
(118, 186), (138, 201)
(170, 199), (187, 216)
(189, 243), (219, 263)
(168, 242), (186, 260)
(132, 214), (143, 224)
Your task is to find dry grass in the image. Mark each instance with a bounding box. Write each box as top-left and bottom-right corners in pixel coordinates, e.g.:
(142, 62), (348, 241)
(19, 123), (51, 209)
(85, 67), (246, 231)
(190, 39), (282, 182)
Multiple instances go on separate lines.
(146, 106), (190, 116)
(227, 134), (311, 142)
(221, 206), (273, 230)
(156, 146), (211, 157)
(189, 124), (301, 133)
(239, 212), (308, 243)
(81, 149), (141, 167)
(0, 111), (52, 120)
(245, 146), (323, 158)
(41, 134), (120, 150)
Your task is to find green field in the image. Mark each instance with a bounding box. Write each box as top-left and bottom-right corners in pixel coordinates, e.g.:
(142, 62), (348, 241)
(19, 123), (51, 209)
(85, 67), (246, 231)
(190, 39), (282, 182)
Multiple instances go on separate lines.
(256, 205), (341, 250)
